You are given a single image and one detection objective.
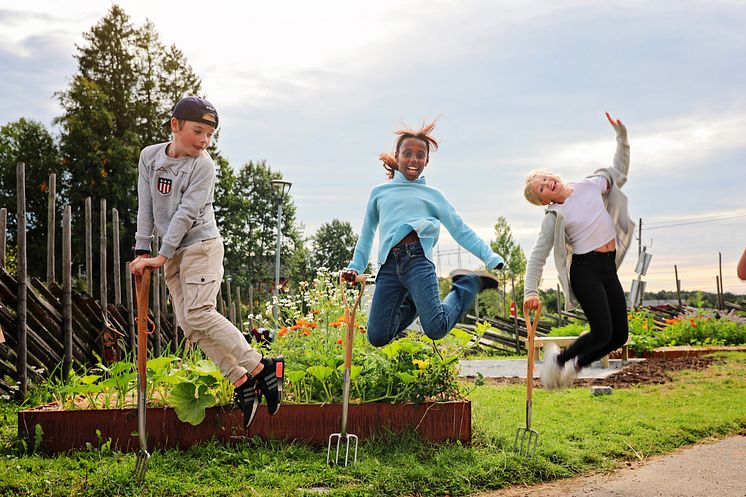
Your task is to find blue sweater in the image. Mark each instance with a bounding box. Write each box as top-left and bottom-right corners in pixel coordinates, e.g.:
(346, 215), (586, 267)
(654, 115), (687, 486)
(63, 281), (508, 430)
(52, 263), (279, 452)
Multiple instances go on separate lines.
(347, 171), (504, 273)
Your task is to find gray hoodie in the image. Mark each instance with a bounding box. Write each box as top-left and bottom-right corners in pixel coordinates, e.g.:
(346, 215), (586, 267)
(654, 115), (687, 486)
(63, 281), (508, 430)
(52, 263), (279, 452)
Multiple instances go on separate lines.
(523, 124), (634, 310)
(135, 142), (220, 258)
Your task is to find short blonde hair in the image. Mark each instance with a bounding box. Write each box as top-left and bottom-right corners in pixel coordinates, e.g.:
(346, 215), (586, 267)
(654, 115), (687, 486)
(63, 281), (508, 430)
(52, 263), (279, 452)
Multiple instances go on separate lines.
(524, 169), (555, 206)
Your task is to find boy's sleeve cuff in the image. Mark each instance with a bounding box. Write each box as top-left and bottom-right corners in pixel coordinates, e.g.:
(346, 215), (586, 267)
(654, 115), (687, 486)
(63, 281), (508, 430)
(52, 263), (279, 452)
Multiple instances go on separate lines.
(158, 244), (177, 259)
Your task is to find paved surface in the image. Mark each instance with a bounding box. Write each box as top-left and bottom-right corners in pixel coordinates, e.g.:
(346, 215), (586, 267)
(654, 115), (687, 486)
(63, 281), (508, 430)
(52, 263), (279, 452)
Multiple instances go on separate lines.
(459, 358), (645, 380)
(478, 436), (746, 497)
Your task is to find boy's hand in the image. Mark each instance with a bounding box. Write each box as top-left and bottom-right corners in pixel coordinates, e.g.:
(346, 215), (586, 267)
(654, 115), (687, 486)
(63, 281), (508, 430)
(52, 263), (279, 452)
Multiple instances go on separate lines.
(340, 270), (358, 283)
(523, 295), (541, 310)
(129, 255), (167, 276)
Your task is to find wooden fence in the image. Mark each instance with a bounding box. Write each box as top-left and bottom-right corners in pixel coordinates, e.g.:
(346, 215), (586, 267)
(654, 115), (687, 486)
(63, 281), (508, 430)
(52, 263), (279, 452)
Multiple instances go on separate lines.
(0, 164), (249, 400)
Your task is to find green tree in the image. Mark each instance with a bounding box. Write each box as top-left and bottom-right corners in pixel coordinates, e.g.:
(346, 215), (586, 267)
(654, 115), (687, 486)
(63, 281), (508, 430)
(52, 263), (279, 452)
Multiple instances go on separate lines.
(214, 160), (302, 297)
(487, 216), (527, 317)
(310, 219), (358, 273)
(55, 4), (203, 277)
(0, 119), (60, 277)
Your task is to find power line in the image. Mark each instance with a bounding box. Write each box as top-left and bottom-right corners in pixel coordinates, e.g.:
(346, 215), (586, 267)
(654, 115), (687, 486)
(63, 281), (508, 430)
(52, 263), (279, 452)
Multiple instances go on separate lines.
(643, 213), (746, 231)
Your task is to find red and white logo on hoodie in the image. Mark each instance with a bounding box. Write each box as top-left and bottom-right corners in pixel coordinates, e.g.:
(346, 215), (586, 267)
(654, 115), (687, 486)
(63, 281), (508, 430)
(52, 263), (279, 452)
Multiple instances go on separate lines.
(157, 177), (172, 194)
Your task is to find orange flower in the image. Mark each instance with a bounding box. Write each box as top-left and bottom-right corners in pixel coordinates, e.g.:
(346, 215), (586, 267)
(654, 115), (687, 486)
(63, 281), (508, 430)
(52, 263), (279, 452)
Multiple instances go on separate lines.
(278, 327), (288, 337)
(336, 339), (343, 345)
(290, 324), (301, 330)
(331, 321), (341, 328)
(310, 322), (318, 328)
(312, 310), (321, 315)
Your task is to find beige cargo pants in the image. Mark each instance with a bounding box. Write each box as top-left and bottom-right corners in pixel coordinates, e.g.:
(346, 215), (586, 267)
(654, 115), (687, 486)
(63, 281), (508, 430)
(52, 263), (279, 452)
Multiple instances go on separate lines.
(164, 237), (261, 384)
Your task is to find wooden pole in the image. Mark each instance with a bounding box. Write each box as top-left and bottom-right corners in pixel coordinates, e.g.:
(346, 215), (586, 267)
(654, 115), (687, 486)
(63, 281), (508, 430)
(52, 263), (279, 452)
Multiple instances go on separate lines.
(112, 208), (121, 305)
(99, 198), (107, 312)
(236, 286), (243, 333)
(217, 285), (226, 316)
(85, 197), (93, 295)
(125, 263), (136, 353)
(226, 280), (233, 324)
(716, 276), (721, 310)
(674, 265), (682, 307)
(248, 285), (254, 330)
(46, 173), (56, 284)
(556, 283), (562, 325)
(718, 252), (725, 311)
(231, 302), (237, 329)
(0, 207), (6, 269)
(511, 273), (520, 353)
(16, 162), (28, 400)
(62, 205), (72, 381)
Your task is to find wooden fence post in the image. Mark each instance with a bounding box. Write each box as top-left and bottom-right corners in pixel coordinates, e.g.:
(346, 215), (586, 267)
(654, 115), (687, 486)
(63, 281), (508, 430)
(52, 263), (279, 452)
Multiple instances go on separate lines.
(16, 162), (28, 400)
(236, 286), (243, 333)
(674, 265), (682, 307)
(47, 173), (56, 284)
(718, 252), (725, 311)
(217, 285), (226, 316)
(85, 197), (93, 295)
(125, 263), (136, 353)
(226, 280), (233, 324)
(62, 205), (72, 381)
(99, 199), (107, 313)
(248, 285), (254, 331)
(112, 208), (121, 305)
(0, 207), (6, 269)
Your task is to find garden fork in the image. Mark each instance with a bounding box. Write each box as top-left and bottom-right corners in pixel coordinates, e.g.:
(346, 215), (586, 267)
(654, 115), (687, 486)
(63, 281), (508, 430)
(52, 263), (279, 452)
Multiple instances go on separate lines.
(514, 301), (542, 457)
(134, 269), (152, 483)
(327, 273), (367, 467)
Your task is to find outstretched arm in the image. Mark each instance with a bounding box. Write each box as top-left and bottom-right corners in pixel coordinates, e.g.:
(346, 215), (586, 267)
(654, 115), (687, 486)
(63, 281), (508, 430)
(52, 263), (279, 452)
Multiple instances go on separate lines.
(606, 112), (630, 187)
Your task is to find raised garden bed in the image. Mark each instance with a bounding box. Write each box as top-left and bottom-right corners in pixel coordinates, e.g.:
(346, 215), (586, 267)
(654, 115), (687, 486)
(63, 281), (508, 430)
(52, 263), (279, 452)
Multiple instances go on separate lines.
(19, 400), (471, 454)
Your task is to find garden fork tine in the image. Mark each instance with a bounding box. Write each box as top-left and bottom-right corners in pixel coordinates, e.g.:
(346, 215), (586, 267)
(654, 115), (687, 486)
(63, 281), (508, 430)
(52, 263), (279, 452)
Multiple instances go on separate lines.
(514, 301), (542, 457)
(134, 269), (152, 483)
(327, 274), (367, 467)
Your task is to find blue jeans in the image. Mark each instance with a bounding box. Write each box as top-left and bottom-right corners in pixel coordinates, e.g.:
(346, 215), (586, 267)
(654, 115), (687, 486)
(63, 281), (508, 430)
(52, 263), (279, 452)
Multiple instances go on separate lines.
(366, 241), (480, 347)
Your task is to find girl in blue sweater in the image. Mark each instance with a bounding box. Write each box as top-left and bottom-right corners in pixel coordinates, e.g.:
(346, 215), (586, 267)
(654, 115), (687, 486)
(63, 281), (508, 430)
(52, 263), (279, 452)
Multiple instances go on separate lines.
(342, 121), (504, 347)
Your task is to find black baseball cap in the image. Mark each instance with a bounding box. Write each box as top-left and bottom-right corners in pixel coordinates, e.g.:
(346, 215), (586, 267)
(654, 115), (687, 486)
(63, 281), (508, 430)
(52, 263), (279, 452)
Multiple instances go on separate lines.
(165, 96), (219, 128)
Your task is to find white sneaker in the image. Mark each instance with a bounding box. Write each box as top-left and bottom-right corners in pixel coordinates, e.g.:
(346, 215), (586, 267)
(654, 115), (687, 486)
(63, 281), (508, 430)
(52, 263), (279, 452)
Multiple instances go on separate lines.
(558, 357), (579, 388)
(540, 342), (562, 390)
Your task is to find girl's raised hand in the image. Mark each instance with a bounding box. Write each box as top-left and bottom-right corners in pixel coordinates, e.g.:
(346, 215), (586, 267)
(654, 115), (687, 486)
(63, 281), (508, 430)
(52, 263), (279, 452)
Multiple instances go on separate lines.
(523, 295), (541, 310)
(605, 112), (622, 128)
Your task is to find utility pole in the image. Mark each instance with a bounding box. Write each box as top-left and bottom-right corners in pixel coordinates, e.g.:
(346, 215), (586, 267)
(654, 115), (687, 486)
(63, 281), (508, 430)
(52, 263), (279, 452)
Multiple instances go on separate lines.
(638, 217), (642, 256)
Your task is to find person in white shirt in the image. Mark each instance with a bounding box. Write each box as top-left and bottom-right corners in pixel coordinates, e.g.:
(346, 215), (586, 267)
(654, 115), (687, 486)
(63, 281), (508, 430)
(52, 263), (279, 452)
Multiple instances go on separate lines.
(523, 112), (634, 390)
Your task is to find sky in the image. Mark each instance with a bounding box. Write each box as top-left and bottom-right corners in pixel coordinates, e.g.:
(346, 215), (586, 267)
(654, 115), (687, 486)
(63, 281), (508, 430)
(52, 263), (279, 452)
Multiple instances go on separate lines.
(2, 0), (746, 295)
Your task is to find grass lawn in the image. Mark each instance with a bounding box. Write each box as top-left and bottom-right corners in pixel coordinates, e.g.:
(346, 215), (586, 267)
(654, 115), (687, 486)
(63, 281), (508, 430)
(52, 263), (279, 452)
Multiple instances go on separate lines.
(0, 352), (744, 497)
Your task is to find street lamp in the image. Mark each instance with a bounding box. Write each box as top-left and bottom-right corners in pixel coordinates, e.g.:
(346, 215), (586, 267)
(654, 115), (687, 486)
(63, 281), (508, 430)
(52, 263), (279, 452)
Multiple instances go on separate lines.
(271, 179), (292, 325)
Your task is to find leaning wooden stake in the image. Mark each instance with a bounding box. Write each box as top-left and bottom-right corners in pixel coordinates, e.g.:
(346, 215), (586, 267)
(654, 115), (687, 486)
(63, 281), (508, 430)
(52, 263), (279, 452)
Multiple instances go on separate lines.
(16, 162), (28, 400)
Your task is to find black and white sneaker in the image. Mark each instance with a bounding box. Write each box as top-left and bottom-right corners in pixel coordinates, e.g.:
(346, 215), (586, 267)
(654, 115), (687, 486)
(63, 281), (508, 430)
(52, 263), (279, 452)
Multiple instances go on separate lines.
(449, 269), (500, 292)
(234, 377), (260, 427)
(256, 356), (285, 415)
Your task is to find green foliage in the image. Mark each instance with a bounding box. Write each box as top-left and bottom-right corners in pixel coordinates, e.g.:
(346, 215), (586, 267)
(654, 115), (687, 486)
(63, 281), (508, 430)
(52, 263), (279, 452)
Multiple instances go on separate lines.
(0, 118), (60, 276)
(547, 322), (587, 337)
(214, 159), (303, 295)
(1, 354), (744, 496)
(310, 219), (358, 273)
(627, 310), (746, 354)
(54, 5), (203, 277)
(260, 269), (482, 403)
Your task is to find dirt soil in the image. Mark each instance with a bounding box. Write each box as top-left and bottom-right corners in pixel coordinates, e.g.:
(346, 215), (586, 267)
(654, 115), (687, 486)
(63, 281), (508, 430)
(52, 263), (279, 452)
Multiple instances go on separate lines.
(485, 355), (722, 389)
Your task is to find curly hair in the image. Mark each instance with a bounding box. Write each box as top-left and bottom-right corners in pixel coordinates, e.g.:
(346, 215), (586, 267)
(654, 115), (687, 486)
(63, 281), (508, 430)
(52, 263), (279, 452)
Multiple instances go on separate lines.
(524, 169), (556, 206)
(380, 121), (440, 179)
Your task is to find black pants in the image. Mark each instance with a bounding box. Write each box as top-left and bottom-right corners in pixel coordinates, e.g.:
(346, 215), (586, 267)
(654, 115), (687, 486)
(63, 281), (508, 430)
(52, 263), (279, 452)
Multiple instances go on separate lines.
(559, 251), (629, 368)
